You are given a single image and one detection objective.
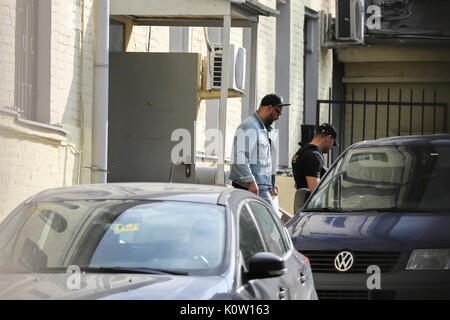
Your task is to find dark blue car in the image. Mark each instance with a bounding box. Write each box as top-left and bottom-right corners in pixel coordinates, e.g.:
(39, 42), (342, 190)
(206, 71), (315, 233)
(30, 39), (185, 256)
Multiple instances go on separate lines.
(287, 134), (450, 300)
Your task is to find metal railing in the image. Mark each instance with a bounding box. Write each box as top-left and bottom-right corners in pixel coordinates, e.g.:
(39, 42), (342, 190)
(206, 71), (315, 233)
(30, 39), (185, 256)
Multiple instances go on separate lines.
(316, 88), (449, 167)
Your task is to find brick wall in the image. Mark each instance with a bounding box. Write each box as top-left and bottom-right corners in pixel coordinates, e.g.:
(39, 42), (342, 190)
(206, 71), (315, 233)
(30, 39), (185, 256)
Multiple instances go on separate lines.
(0, 0), (337, 220)
(283, 0), (335, 161)
(289, 2), (305, 159)
(0, 114), (79, 220)
(0, 0), (91, 220)
(257, 0), (277, 102)
(0, 0), (15, 109)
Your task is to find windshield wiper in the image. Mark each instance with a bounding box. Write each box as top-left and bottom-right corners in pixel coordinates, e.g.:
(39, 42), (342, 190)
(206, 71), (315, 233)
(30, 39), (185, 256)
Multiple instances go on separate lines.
(0, 266), (190, 275)
(303, 206), (443, 213)
(302, 207), (346, 213)
(82, 266), (190, 276)
(353, 208), (442, 213)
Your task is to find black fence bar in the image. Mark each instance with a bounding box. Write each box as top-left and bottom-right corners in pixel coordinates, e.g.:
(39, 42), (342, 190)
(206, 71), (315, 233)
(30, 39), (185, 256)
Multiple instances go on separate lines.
(351, 88), (355, 145)
(398, 89), (402, 136)
(445, 100), (448, 133)
(433, 90), (437, 134)
(328, 88), (332, 168)
(328, 88), (332, 123)
(339, 99), (345, 157)
(386, 89), (390, 137)
(315, 88), (448, 151)
(316, 100), (447, 107)
(410, 89), (413, 135)
(421, 89), (425, 135)
(363, 88), (367, 141)
(375, 88), (378, 139)
(316, 100), (321, 126)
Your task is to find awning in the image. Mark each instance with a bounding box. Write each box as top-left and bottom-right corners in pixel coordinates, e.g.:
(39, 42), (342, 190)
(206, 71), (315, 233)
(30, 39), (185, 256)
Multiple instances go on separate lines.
(110, 0), (279, 27)
(230, 0), (279, 21)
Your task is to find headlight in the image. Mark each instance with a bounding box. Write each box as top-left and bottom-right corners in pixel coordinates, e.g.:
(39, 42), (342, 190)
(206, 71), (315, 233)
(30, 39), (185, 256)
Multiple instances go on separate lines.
(406, 249), (450, 270)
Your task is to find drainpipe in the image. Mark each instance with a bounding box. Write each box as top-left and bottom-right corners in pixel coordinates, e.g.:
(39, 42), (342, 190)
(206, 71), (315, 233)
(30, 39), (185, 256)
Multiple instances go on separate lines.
(92, 0), (109, 183)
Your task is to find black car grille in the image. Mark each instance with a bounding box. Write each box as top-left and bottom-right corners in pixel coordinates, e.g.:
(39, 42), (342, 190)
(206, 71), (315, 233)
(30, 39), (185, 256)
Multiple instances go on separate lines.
(301, 251), (401, 273)
(317, 290), (396, 300)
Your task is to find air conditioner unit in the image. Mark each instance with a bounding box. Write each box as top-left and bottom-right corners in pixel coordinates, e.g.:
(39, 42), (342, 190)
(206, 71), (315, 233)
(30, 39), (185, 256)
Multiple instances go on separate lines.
(336, 0), (365, 43)
(207, 43), (246, 92)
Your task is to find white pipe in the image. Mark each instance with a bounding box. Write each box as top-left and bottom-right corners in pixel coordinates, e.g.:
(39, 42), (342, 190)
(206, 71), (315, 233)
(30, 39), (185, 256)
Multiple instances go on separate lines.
(217, 14), (231, 185)
(92, 0), (109, 183)
(249, 23), (258, 115)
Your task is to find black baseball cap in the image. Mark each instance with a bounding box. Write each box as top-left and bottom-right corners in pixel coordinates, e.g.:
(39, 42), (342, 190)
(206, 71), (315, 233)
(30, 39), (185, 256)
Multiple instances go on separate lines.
(260, 94), (291, 107)
(316, 123), (338, 146)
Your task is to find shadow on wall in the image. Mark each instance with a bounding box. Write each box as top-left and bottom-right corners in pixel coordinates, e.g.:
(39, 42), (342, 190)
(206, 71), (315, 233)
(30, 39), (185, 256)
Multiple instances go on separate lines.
(61, 1), (94, 185)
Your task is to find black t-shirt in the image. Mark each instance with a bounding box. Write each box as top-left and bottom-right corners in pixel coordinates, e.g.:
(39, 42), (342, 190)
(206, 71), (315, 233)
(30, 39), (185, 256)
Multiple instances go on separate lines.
(291, 144), (325, 190)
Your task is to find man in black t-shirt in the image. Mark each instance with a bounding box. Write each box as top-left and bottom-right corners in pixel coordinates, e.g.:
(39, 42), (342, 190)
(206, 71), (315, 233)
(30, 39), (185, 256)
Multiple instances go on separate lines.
(292, 123), (338, 191)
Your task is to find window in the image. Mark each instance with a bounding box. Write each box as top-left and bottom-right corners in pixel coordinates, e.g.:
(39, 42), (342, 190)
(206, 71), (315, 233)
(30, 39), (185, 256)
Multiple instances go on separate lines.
(248, 202), (287, 257)
(239, 205), (265, 269)
(15, 0), (51, 122)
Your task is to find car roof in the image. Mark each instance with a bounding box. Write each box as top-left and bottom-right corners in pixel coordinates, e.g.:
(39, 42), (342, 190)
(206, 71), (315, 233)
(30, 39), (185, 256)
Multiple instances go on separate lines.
(27, 183), (233, 205)
(350, 133), (450, 148)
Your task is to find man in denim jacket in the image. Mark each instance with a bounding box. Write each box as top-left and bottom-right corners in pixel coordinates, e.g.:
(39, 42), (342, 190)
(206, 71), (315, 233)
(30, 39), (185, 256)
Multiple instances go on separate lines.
(229, 94), (290, 207)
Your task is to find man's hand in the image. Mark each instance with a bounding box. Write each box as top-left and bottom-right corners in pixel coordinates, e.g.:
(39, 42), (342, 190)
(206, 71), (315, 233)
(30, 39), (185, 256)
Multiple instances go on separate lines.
(306, 176), (320, 192)
(269, 185), (279, 196)
(248, 182), (259, 195)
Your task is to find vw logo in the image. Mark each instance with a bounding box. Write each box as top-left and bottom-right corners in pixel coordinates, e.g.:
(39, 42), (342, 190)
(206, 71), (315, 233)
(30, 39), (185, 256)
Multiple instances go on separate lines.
(334, 251), (354, 272)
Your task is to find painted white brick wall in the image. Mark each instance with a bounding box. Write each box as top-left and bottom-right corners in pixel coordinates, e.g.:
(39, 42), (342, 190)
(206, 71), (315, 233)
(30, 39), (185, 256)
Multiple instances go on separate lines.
(0, 115), (79, 220)
(0, 0), (15, 109)
(189, 27), (208, 156)
(0, 0), (336, 221)
(51, 0), (83, 127)
(257, 0), (277, 101)
(79, 0), (94, 185)
(289, 2), (305, 159)
(288, 0), (335, 160)
(0, 0), (91, 220)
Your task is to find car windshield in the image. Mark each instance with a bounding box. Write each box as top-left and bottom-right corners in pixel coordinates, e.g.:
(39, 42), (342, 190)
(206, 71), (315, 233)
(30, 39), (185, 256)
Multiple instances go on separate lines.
(305, 142), (450, 212)
(0, 200), (226, 275)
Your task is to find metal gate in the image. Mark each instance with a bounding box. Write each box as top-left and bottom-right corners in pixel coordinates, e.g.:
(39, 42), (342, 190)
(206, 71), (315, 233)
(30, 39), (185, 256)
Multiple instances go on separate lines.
(316, 88), (449, 167)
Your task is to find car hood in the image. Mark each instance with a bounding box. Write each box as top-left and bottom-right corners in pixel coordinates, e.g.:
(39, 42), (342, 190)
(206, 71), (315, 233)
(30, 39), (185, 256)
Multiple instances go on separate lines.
(288, 212), (450, 251)
(0, 273), (230, 300)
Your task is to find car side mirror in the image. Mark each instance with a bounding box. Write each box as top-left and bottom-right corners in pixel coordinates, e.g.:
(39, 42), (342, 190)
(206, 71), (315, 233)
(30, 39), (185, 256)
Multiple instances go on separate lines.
(294, 188), (311, 214)
(247, 252), (287, 280)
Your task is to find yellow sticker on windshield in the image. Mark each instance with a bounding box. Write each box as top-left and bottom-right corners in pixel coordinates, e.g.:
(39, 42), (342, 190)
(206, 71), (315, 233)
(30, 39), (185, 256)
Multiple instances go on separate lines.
(114, 223), (139, 233)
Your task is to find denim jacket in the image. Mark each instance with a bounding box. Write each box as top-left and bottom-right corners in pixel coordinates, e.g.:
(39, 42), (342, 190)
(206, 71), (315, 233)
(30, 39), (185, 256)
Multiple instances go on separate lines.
(229, 112), (275, 191)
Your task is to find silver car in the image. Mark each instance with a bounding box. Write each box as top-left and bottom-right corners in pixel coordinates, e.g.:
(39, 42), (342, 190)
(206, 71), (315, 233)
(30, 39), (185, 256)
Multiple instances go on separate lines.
(0, 183), (316, 300)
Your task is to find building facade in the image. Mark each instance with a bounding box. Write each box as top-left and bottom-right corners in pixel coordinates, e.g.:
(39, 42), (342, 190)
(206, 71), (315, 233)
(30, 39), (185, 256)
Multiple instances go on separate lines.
(0, 0), (336, 219)
(0, 0), (94, 219)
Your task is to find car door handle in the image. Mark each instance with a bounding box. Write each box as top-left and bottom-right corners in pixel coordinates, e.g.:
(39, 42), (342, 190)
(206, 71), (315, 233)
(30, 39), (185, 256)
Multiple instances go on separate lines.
(278, 288), (287, 300)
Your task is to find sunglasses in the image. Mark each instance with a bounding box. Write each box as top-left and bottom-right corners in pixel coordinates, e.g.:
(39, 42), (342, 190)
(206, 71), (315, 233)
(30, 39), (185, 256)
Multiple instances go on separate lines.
(272, 106), (282, 116)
